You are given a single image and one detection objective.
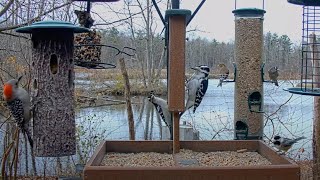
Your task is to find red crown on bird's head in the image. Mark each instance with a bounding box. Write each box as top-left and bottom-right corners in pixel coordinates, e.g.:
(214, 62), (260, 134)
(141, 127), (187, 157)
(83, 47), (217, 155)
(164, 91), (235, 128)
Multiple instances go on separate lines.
(3, 83), (13, 101)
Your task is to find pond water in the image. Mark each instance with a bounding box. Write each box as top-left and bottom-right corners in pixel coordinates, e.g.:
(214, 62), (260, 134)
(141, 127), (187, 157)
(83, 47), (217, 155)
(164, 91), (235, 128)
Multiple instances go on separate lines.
(0, 79), (314, 175)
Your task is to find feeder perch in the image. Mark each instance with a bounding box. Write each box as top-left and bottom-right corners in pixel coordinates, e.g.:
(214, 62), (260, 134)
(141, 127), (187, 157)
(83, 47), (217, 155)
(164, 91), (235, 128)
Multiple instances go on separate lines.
(248, 91), (263, 113)
(285, 1), (320, 96)
(16, 21), (89, 157)
(235, 120), (248, 140)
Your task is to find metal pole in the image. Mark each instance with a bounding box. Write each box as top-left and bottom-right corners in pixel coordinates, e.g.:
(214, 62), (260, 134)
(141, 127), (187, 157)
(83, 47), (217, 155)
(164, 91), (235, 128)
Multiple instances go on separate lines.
(172, 0), (180, 9)
(152, 0), (165, 25)
(187, 0), (207, 26)
(86, 0), (91, 12)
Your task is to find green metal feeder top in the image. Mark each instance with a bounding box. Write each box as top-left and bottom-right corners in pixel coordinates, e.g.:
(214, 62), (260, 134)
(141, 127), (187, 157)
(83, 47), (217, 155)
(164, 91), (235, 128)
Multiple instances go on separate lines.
(16, 21), (89, 34)
(232, 8), (266, 17)
(288, 0), (320, 6)
(165, 9), (192, 20)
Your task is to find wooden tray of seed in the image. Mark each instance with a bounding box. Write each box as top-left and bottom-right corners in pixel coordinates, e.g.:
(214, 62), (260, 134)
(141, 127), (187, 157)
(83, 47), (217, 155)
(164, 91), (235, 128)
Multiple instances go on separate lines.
(84, 141), (300, 180)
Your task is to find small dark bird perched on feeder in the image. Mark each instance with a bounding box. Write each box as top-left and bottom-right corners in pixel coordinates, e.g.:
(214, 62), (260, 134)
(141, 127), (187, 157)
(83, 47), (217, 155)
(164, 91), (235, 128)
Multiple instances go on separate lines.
(268, 66), (279, 86)
(273, 135), (305, 152)
(182, 65), (210, 116)
(3, 76), (33, 148)
(148, 91), (173, 139)
(217, 64), (229, 87)
(74, 10), (94, 28)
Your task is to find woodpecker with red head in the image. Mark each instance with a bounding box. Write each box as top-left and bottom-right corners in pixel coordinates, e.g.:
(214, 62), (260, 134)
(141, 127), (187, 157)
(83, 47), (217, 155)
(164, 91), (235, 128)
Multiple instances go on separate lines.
(3, 76), (33, 148)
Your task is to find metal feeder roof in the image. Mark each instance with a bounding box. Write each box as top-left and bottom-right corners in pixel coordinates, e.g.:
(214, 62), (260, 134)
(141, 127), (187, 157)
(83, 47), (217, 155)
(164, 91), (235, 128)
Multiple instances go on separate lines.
(72, 0), (119, 2)
(232, 8), (266, 17)
(284, 87), (320, 96)
(16, 21), (89, 33)
(288, 0), (320, 6)
(165, 9), (192, 21)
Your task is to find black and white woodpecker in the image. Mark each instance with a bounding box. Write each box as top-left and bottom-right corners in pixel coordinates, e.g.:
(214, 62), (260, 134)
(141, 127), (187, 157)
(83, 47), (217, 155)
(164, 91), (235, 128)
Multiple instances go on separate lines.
(3, 77), (33, 148)
(268, 66), (279, 86)
(183, 65), (210, 115)
(148, 91), (173, 139)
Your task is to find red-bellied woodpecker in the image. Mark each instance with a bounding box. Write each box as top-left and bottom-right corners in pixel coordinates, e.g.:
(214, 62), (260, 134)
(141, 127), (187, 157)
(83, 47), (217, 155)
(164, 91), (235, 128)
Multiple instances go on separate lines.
(3, 77), (33, 148)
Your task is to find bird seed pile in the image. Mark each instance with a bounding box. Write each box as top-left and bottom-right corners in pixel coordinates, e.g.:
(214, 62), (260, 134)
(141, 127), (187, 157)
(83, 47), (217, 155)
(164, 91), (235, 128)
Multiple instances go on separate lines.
(101, 152), (175, 167)
(101, 149), (271, 167)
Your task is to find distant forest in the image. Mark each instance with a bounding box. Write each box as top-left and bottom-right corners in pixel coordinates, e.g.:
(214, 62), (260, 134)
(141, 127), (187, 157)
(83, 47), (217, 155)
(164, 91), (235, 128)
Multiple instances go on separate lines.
(101, 27), (301, 75)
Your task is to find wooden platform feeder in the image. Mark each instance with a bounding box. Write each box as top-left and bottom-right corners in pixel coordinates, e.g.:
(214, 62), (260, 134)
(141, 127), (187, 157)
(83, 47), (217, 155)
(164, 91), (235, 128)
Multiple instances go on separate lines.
(84, 140), (300, 180)
(16, 21), (89, 157)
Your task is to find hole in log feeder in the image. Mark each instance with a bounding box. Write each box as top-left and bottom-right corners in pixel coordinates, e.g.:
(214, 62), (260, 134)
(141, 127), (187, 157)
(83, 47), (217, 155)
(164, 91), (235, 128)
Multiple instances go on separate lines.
(50, 54), (58, 74)
(33, 79), (38, 89)
(69, 58), (73, 65)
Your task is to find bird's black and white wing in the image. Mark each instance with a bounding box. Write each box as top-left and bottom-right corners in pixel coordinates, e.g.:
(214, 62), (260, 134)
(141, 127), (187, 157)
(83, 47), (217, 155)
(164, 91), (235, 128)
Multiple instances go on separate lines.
(193, 77), (209, 113)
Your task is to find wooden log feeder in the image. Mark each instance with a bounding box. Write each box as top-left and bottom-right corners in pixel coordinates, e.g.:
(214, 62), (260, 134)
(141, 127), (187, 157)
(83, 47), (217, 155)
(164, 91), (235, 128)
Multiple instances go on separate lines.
(16, 21), (89, 157)
(232, 8), (266, 140)
(166, 9), (191, 153)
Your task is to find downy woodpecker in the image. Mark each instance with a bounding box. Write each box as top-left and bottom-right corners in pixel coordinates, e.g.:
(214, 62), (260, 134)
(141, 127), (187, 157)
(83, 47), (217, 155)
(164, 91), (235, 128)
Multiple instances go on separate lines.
(148, 91), (173, 139)
(217, 64), (229, 87)
(3, 77), (33, 148)
(184, 65), (210, 114)
(268, 66), (279, 86)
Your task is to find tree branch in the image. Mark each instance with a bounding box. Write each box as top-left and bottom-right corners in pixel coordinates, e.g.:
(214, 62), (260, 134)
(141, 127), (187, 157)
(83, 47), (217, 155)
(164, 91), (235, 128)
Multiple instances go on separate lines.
(0, 0), (14, 18)
(0, 1), (73, 32)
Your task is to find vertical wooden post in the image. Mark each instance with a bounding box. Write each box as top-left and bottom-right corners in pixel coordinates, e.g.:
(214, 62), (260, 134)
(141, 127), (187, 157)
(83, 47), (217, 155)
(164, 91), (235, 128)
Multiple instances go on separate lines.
(166, 9), (191, 153)
(118, 57), (135, 140)
(16, 21), (88, 157)
(233, 9), (266, 140)
(310, 33), (320, 180)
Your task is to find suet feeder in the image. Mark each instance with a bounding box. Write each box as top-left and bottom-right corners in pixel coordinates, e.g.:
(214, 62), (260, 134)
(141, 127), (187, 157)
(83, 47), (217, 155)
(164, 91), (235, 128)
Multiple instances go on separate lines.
(233, 7), (265, 140)
(16, 21), (89, 157)
(235, 120), (248, 140)
(285, 1), (320, 96)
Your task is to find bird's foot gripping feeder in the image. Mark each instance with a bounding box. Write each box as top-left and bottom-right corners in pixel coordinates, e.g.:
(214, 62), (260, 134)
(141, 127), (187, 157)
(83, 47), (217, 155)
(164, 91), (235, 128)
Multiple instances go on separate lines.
(84, 140), (300, 180)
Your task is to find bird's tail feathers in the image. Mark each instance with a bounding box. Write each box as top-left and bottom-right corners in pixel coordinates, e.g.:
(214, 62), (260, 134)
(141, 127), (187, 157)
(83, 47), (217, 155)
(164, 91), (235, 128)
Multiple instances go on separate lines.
(275, 81), (279, 86)
(293, 136), (305, 142)
(22, 128), (33, 149)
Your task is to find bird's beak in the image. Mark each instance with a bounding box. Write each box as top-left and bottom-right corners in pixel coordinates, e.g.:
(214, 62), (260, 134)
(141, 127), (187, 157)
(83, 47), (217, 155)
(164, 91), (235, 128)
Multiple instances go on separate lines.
(191, 67), (200, 71)
(3, 84), (13, 101)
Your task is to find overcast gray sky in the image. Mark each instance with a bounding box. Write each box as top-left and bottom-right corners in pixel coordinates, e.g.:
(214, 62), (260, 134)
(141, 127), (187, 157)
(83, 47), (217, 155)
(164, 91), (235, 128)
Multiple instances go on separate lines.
(93, 0), (303, 43)
(183, 0), (302, 43)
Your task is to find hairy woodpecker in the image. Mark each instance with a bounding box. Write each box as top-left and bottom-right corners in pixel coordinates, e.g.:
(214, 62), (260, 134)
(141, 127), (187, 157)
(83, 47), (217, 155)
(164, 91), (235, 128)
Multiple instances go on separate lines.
(3, 77), (33, 148)
(183, 65), (210, 115)
(217, 64), (229, 87)
(148, 91), (173, 140)
(273, 135), (305, 152)
(268, 66), (279, 86)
